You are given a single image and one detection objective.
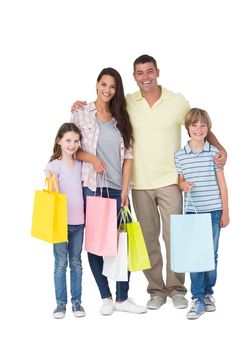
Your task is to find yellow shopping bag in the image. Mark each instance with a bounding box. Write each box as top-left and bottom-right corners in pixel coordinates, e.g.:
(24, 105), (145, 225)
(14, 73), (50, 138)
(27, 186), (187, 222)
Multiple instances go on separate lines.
(31, 176), (68, 243)
(122, 207), (151, 272)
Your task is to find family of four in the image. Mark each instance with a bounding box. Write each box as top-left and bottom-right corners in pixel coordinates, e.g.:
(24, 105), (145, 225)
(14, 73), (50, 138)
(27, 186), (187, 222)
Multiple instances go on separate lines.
(45, 54), (229, 320)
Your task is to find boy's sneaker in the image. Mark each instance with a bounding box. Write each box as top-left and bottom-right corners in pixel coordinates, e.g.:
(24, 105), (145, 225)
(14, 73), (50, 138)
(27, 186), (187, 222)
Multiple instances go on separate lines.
(72, 300), (86, 317)
(204, 294), (216, 312)
(100, 298), (114, 316)
(186, 299), (205, 320)
(114, 298), (147, 314)
(53, 302), (66, 319)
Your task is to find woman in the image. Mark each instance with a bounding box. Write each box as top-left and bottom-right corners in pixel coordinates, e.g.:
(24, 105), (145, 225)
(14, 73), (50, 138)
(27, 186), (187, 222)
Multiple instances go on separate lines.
(71, 67), (146, 315)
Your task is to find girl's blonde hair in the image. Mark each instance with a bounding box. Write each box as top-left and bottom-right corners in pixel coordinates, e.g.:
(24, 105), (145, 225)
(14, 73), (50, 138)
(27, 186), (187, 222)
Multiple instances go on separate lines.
(185, 108), (212, 136)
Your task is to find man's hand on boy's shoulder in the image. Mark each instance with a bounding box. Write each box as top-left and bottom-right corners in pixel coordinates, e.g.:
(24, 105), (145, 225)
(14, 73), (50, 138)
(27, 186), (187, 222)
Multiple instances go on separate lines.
(214, 150), (227, 168)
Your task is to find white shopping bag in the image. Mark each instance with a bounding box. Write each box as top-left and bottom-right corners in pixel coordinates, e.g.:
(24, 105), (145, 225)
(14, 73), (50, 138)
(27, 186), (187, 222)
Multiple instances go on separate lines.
(102, 231), (128, 281)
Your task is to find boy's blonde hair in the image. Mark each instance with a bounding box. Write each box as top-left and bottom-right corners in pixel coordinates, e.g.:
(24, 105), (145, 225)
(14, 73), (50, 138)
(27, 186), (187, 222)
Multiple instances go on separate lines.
(185, 108), (212, 136)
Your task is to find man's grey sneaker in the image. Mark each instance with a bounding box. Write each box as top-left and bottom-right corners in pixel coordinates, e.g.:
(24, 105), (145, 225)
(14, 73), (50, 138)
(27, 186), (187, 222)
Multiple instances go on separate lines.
(186, 299), (205, 320)
(146, 296), (166, 310)
(172, 294), (188, 309)
(53, 302), (66, 319)
(204, 294), (216, 312)
(72, 301), (86, 317)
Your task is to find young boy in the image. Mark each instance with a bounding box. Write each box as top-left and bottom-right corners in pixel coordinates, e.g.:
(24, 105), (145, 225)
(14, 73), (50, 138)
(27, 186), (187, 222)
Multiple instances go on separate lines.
(175, 108), (229, 320)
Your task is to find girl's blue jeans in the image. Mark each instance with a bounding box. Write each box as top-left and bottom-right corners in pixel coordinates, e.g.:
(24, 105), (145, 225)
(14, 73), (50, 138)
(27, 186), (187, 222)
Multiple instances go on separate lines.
(83, 186), (130, 301)
(189, 210), (222, 302)
(53, 224), (84, 304)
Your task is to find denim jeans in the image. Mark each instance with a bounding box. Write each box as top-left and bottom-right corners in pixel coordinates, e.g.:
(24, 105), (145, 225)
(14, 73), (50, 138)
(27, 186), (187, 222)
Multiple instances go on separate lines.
(83, 186), (130, 301)
(190, 210), (222, 302)
(53, 224), (84, 304)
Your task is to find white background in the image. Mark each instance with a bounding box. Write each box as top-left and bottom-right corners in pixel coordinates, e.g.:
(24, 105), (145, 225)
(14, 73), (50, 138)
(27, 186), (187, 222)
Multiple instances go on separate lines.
(1, 0), (232, 349)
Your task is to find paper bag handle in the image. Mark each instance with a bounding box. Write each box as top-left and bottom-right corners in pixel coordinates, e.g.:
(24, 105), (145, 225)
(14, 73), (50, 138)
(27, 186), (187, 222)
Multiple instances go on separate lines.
(184, 191), (197, 214)
(44, 174), (59, 193)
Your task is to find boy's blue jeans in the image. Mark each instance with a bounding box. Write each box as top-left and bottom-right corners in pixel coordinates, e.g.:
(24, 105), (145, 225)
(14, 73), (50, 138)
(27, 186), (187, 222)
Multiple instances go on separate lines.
(83, 186), (130, 301)
(190, 210), (222, 302)
(53, 224), (84, 304)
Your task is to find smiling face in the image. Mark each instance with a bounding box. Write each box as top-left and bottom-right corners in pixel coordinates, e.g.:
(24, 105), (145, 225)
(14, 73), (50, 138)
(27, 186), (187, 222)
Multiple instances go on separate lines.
(96, 74), (116, 103)
(188, 120), (209, 142)
(185, 108), (212, 142)
(58, 131), (80, 159)
(133, 62), (160, 93)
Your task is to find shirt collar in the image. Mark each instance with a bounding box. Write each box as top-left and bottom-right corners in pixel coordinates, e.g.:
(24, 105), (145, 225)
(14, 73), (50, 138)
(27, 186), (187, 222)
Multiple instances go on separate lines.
(89, 101), (117, 125)
(135, 86), (171, 102)
(89, 101), (96, 111)
(184, 140), (210, 154)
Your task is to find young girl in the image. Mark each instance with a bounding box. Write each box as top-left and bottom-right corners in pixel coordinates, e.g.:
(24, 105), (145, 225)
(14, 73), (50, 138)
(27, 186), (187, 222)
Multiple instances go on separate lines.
(45, 123), (85, 319)
(71, 67), (146, 315)
(175, 108), (229, 320)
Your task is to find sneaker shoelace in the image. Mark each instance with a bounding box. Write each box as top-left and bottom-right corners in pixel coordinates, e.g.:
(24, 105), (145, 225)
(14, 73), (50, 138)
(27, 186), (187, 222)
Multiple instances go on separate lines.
(73, 301), (82, 311)
(190, 299), (200, 312)
(174, 294), (185, 300)
(56, 302), (66, 312)
(126, 297), (135, 305)
(205, 295), (215, 304)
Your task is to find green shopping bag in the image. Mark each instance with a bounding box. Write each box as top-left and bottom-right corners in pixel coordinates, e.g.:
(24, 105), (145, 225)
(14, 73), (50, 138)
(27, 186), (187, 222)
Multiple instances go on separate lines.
(122, 207), (151, 272)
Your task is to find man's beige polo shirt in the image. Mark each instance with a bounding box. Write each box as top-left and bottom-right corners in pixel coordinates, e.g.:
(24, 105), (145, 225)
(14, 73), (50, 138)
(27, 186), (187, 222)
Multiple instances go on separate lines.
(126, 87), (190, 190)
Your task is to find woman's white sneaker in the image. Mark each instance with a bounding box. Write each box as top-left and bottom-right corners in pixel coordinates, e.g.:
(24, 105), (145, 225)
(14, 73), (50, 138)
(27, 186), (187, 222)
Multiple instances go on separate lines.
(114, 298), (147, 313)
(100, 298), (114, 315)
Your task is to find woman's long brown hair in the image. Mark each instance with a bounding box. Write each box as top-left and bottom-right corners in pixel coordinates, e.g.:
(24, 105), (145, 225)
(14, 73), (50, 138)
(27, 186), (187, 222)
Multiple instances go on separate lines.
(97, 68), (133, 149)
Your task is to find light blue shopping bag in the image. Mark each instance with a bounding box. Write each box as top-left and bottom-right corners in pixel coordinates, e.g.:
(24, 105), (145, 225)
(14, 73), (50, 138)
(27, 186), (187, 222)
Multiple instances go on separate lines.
(170, 193), (215, 273)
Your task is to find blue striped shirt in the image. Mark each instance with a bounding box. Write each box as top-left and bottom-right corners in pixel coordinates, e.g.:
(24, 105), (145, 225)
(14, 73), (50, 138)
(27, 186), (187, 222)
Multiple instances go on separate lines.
(175, 141), (222, 212)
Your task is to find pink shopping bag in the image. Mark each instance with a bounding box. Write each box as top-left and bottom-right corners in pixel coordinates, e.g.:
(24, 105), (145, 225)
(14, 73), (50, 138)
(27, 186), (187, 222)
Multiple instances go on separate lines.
(84, 196), (118, 256)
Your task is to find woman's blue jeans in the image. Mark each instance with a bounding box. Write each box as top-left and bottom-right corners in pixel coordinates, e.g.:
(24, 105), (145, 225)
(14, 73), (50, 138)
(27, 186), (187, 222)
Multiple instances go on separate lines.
(83, 186), (130, 301)
(190, 210), (222, 302)
(53, 224), (84, 304)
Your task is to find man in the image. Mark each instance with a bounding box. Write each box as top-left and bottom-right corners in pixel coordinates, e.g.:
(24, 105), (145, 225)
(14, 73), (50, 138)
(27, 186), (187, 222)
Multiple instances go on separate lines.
(126, 54), (227, 310)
